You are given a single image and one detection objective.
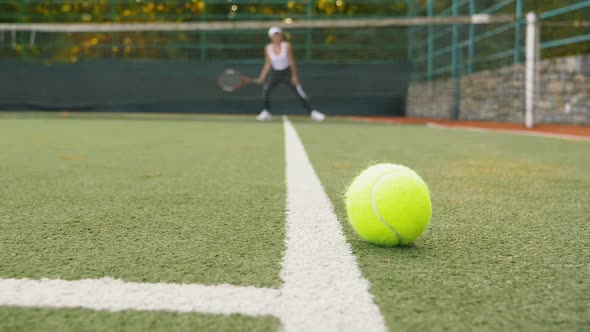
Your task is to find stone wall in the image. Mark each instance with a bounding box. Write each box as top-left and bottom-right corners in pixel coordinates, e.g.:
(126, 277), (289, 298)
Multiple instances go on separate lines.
(407, 54), (590, 124)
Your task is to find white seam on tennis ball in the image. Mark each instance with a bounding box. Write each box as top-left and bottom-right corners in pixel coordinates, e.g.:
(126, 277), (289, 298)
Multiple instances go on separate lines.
(371, 172), (403, 244)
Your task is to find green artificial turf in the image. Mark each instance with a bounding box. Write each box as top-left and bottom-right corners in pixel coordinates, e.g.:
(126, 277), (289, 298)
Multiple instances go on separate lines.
(0, 307), (278, 332)
(2, 113), (588, 332)
(294, 119), (590, 331)
(0, 114), (286, 287)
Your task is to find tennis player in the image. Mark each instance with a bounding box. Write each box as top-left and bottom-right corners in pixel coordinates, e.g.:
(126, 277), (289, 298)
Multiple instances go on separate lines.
(255, 26), (325, 122)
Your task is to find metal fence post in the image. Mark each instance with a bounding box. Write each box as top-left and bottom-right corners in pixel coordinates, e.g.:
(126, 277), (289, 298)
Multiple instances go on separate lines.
(201, 1), (207, 62)
(427, 0), (433, 81)
(468, 0), (475, 73)
(306, 0), (312, 61)
(20, 0), (25, 22)
(514, 0), (523, 64)
(451, 0), (461, 120)
(110, 0), (115, 58)
(19, 0), (25, 57)
(407, 0), (413, 62)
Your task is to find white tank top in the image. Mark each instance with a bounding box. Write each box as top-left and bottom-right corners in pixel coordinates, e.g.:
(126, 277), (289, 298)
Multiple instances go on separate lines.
(267, 42), (290, 70)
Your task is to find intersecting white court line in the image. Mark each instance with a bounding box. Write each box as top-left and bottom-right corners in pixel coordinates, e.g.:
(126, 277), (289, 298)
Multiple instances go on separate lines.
(0, 278), (281, 316)
(278, 117), (386, 331)
(0, 116), (386, 332)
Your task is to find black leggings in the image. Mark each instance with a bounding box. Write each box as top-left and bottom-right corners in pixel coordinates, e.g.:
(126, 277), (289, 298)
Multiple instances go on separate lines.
(262, 67), (313, 113)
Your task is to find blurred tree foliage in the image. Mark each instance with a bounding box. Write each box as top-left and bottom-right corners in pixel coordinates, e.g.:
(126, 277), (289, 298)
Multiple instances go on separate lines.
(0, 0), (587, 61)
(0, 0), (411, 23)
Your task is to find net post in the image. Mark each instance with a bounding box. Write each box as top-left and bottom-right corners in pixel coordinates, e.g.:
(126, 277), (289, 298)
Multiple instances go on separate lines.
(525, 12), (539, 129)
(514, 0), (523, 64)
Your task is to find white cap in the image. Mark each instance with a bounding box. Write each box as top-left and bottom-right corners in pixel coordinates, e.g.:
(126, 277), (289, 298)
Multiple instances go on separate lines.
(268, 26), (282, 38)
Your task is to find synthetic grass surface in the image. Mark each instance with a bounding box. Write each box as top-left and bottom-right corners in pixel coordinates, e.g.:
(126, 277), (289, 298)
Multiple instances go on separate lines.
(0, 114), (285, 287)
(294, 119), (590, 331)
(2, 113), (588, 331)
(0, 307), (278, 332)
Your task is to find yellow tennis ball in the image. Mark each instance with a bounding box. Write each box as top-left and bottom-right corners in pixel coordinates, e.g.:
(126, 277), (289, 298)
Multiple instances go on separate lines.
(345, 164), (432, 246)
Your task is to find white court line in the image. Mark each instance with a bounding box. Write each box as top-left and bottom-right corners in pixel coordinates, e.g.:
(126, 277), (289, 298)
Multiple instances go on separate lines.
(279, 117), (386, 331)
(0, 278), (280, 316)
(427, 122), (590, 142)
(0, 117), (386, 332)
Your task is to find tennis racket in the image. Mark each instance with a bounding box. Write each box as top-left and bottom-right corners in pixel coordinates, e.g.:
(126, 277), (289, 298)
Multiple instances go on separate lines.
(218, 69), (256, 92)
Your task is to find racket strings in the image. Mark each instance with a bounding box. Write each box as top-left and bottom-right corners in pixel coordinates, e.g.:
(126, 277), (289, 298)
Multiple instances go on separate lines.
(220, 71), (242, 90)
